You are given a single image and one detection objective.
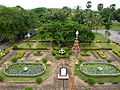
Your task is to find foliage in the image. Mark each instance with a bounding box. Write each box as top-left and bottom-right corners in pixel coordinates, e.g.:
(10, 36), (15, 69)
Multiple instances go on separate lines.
(80, 50), (91, 56)
(42, 58), (48, 64)
(87, 78), (96, 85)
(11, 57), (18, 63)
(0, 6), (37, 42)
(113, 50), (120, 57)
(36, 77), (43, 84)
(23, 87), (33, 90)
(0, 74), (4, 82)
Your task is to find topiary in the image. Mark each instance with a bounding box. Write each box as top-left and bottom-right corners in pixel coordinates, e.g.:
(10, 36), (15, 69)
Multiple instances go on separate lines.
(36, 77), (43, 84)
(23, 87), (33, 90)
(13, 44), (18, 49)
(42, 59), (48, 64)
(87, 78), (96, 85)
(11, 57), (18, 63)
(0, 75), (4, 82)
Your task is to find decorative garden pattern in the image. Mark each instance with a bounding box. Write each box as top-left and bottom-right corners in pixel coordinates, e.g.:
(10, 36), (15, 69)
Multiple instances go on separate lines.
(4, 63), (45, 76)
(80, 62), (120, 76)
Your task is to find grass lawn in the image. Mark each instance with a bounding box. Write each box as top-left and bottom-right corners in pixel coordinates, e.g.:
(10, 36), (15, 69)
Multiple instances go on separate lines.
(16, 42), (49, 49)
(93, 33), (107, 42)
(96, 23), (120, 31)
(75, 62), (120, 84)
(111, 23), (120, 31)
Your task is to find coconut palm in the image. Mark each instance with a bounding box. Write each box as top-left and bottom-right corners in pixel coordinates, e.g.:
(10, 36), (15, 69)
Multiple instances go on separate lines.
(97, 3), (103, 11)
(86, 1), (92, 9)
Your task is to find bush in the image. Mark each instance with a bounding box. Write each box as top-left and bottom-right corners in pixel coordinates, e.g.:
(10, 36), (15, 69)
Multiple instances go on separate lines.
(36, 77), (43, 84)
(0, 75), (4, 82)
(34, 51), (42, 56)
(11, 57), (18, 63)
(107, 60), (112, 63)
(42, 59), (48, 64)
(112, 82), (118, 84)
(98, 82), (104, 84)
(13, 44), (18, 49)
(23, 87), (33, 90)
(87, 78), (96, 85)
(16, 51), (25, 59)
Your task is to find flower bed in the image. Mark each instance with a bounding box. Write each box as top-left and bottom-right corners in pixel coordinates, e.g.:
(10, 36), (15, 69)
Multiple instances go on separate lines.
(4, 63), (45, 77)
(80, 62), (120, 76)
(113, 51), (120, 57)
(96, 50), (107, 59)
(0, 48), (11, 59)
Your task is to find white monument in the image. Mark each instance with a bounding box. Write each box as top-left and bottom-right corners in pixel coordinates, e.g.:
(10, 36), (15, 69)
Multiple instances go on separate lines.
(58, 67), (69, 79)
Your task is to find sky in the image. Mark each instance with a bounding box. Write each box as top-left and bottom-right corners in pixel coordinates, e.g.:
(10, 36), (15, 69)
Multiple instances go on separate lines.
(0, 0), (120, 10)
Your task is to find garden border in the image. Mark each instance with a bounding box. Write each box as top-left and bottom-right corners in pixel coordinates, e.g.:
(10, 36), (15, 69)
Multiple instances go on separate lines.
(4, 63), (46, 77)
(80, 62), (120, 76)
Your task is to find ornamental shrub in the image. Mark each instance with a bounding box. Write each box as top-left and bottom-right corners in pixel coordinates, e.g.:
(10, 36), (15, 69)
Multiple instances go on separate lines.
(42, 59), (48, 64)
(87, 78), (96, 85)
(0, 75), (4, 82)
(36, 77), (43, 84)
(23, 87), (33, 90)
(11, 57), (17, 63)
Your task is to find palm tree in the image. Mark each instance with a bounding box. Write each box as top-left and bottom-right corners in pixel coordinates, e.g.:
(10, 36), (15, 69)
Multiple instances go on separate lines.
(86, 1), (92, 30)
(110, 4), (116, 11)
(86, 1), (92, 9)
(97, 3), (103, 11)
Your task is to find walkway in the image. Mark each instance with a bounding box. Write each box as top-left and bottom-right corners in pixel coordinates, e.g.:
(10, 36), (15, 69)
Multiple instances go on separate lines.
(0, 50), (17, 66)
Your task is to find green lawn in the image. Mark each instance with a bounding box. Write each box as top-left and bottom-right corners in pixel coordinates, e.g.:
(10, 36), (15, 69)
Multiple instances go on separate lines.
(93, 33), (107, 42)
(111, 23), (120, 31)
(16, 42), (49, 49)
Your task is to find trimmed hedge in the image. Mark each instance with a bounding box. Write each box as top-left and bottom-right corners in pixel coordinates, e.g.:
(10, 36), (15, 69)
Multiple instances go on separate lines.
(113, 51), (120, 57)
(36, 77), (43, 84)
(13, 48), (49, 50)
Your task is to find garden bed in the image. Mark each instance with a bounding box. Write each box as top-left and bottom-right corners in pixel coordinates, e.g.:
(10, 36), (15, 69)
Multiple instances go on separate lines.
(4, 63), (45, 77)
(52, 47), (72, 59)
(80, 62), (120, 76)
(13, 42), (49, 50)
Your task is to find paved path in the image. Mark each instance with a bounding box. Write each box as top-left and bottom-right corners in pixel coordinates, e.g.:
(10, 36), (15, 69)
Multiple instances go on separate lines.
(92, 30), (120, 44)
(106, 51), (120, 62)
(0, 50), (17, 66)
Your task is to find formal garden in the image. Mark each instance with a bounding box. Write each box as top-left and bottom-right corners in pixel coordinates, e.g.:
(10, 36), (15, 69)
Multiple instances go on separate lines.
(0, 2), (120, 90)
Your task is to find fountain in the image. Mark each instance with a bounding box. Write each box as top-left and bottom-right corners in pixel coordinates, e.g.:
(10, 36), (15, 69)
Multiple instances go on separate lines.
(23, 67), (28, 72)
(59, 48), (65, 55)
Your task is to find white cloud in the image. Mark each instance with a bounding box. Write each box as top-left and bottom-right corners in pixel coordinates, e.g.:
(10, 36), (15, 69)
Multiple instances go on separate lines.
(0, 0), (120, 10)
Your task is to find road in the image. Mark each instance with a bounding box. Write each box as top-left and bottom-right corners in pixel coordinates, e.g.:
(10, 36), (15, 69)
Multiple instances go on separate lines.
(92, 30), (120, 44)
